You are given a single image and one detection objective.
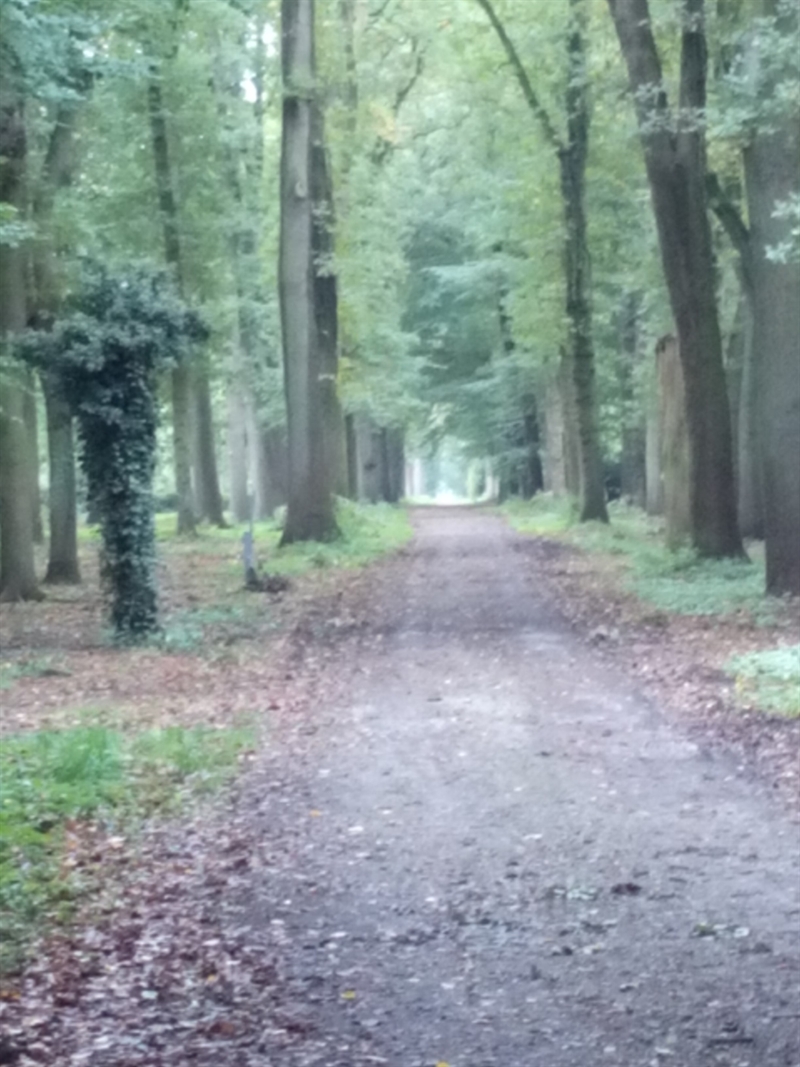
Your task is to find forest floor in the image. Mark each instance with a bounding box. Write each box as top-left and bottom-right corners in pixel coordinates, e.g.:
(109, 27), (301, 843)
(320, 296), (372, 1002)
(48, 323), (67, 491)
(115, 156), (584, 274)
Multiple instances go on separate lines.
(1, 506), (799, 1066)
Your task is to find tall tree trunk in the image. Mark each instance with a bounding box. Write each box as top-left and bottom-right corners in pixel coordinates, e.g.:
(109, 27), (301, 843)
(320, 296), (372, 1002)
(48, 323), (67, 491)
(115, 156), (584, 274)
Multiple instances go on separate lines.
(147, 74), (196, 536)
(618, 292), (646, 506)
(311, 103), (347, 499)
(735, 295), (763, 539)
(742, 1), (800, 593)
(251, 418), (288, 520)
(543, 376), (567, 495)
(608, 0), (743, 557)
(0, 75), (40, 601)
(32, 101), (83, 582)
(41, 374), (80, 582)
(559, 350), (581, 497)
(227, 382), (250, 523)
(657, 335), (692, 548)
(192, 364), (225, 525)
(23, 369), (43, 544)
(279, 0), (338, 543)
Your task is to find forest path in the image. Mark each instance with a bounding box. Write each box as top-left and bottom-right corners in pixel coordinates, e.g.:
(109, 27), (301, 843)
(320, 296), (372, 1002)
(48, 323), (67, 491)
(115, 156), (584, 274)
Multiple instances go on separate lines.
(248, 507), (800, 1066)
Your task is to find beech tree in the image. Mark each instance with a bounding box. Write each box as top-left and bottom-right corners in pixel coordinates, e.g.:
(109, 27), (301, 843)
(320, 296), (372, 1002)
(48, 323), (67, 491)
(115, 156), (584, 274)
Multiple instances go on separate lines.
(279, 0), (339, 543)
(0, 3), (41, 602)
(608, 0), (743, 558)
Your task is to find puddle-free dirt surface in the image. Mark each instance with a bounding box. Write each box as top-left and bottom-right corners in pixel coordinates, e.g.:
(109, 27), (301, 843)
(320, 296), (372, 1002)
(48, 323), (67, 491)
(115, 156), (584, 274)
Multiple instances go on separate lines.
(4, 508), (799, 1066)
(248, 508), (800, 1066)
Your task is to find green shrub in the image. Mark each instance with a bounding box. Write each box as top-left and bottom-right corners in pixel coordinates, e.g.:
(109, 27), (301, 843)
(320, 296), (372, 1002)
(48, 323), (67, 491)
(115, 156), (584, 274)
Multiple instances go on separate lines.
(505, 497), (773, 619)
(0, 721), (253, 972)
(727, 646), (800, 717)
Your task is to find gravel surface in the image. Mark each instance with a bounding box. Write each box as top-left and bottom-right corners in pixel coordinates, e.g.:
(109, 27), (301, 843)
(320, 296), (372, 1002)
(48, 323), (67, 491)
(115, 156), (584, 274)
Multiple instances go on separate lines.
(247, 507), (800, 1066)
(3, 506), (798, 1066)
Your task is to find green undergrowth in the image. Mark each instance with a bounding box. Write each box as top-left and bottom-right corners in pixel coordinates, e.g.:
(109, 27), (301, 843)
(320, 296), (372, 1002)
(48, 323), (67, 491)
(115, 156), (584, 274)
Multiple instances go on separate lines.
(85, 499), (412, 572)
(158, 499), (411, 574)
(726, 646), (800, 718)
(503, 495), (776, 621)
(0, 719), (254, 973)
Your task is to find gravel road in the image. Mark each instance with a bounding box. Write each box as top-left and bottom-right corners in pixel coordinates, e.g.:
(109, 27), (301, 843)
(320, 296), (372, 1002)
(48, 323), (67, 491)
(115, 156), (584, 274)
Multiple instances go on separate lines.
(247, 507), (800, 1066)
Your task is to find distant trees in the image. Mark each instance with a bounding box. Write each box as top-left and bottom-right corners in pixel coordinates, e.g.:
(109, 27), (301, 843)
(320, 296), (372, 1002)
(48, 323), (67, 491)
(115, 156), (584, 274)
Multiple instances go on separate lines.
(478, 0), (608, 523)
(1, 0), (797, 598)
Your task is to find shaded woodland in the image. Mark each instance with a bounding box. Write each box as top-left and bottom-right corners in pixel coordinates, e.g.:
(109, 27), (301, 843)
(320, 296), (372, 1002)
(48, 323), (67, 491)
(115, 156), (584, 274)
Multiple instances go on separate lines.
(1, 0), (799, 625)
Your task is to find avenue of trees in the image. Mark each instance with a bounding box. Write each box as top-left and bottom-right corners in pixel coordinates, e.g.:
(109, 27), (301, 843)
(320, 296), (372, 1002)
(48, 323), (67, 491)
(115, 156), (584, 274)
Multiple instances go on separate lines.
(1, 0), (798, 624)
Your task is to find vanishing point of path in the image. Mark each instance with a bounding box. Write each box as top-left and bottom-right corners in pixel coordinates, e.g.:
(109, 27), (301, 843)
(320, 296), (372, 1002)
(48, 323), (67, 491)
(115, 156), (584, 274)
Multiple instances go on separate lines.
(248, 508), (800, 1066)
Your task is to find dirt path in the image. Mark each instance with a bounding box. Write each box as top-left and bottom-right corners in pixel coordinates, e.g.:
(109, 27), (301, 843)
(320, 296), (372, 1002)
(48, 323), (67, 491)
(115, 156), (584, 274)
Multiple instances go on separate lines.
(247, 508), (800, 1066)
(4, 508), (799, 1066)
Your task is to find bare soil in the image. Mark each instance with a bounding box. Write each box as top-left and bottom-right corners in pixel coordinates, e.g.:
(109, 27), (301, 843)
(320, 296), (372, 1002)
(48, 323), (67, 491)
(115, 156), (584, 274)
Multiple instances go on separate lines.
(2, 507), (799, 1066)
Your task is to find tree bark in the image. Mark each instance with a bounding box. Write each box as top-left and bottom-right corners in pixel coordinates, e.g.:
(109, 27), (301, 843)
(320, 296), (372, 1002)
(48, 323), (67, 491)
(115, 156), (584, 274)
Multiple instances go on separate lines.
(192, 364), (226, 525)
(741, 0), (800, 593)
(23, 369), (43, 544)
(311, 102), (348, 499)
(735, 295), (763, 539)
(279, 0), (338, 543)
(227, 380), (250, 522)
(32, 101), (84, 582)
(608, 0), (743, 557)
(618, 292), (646, 506)
(657, 335), (692, 548)
(42, 375), (80, 582)
(147, 73), (196, 536)
(0, 73), (41, 601)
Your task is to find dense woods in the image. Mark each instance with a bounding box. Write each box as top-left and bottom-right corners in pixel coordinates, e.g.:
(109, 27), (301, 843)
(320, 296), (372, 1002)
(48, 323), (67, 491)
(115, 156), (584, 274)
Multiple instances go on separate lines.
(1, 0), (799, 616)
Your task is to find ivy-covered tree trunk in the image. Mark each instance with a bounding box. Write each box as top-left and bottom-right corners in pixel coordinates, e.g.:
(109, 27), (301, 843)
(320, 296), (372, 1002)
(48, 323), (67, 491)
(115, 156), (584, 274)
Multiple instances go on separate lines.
(609, 0), (743, 558)
(279, 0), (338, 544)
(0, 73), (41, 601)
(147, 73), (196, 537)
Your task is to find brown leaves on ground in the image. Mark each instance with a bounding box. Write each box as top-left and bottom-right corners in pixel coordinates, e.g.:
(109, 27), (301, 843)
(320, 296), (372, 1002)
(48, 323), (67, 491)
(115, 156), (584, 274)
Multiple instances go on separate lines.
(520, 536), (800, 812)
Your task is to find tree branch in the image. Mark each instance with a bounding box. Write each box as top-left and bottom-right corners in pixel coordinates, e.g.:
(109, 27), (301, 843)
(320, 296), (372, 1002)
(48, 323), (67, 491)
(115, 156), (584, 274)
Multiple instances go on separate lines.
(706, 171), (753, 288)
(475, 0), (563, 153)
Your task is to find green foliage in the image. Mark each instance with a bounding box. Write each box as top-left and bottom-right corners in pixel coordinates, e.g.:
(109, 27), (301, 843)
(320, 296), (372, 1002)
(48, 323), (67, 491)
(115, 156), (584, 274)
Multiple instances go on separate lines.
(727, 646), (800, 718)
(0, 656), (66, 690)
(17, 262), (207, 641)
(506, 497), (774, 619)
(268, 499), (413, 575)
(0, 720), (254, 972)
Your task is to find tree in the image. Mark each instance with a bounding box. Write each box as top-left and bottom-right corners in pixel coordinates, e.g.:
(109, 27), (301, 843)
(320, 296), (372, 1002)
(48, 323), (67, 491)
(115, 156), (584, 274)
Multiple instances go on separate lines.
(147, 52), (197, 536)
(608, 0), (743, 558)
(19, 263), (207, 640)
(32, 96), (86, 584)
(477, 0), (608, 522)
(0, 5), (41, 602)
(738, 0), (800, 593)
(279, 0), (339, 543)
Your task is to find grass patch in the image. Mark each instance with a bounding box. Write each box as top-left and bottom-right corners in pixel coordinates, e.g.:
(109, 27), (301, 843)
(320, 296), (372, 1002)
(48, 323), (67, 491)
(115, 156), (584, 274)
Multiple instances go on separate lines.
(727, 646), (800, 718)
(0, 656), (68, 690)
(0, 720), (254, 972)
(503, 495), (774, 619)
